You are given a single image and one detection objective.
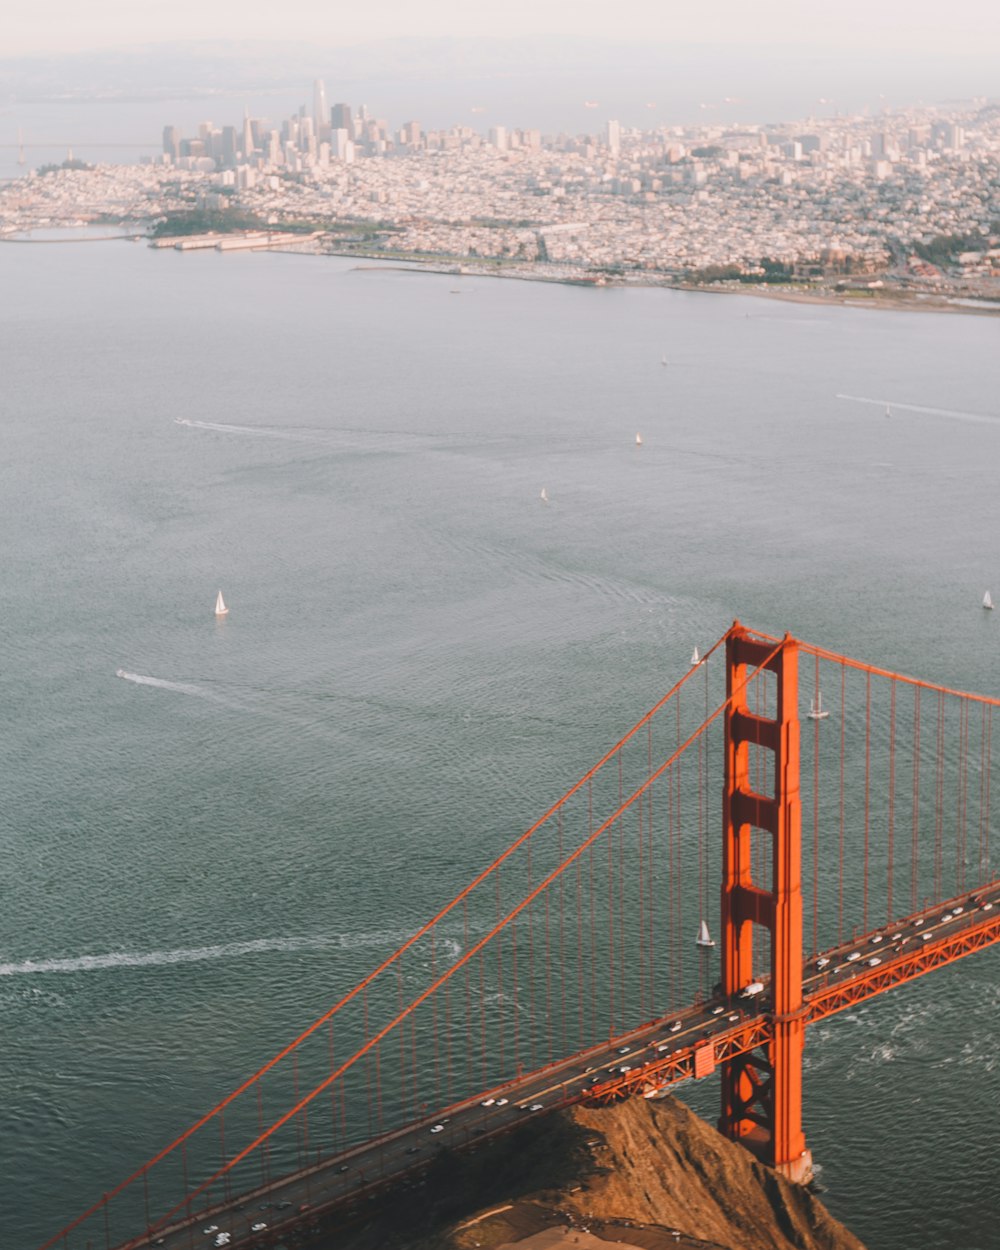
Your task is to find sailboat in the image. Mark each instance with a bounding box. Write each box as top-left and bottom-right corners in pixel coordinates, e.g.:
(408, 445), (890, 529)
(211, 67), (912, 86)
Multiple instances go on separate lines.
(661, 355), (668, 366)
(696, 920), (715, 948)
(540, 487), (549, 504)
(635, 432), (643, 446)
(984, 590), (993, 610)
(885, 404), (891, 418)
(215, 590), (229, 617)
(690, 647), (701, 667)
(807, 691), (830, 720)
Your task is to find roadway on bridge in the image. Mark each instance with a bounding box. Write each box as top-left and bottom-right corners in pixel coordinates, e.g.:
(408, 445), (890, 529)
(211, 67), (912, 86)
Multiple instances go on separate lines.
(134, 883), (999, 1250)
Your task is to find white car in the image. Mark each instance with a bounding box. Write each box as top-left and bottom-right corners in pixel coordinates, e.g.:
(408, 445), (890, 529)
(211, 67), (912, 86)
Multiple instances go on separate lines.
(711, 1005), (725, 1015)
(815, 956), (830, 969)
(952, 906), (964, 915)
(617, 1045), (631, 1054)
(618, 1065), (632, 1073)
(529, 1102), (543, 1111)
(669, 1020), (682, 1033)
(846, 952), (861, 962)
(213, 1236), (231, 1248)
(495, 1097), (509, 1106)
(480, 1097), (495, 1107)
(251, 1224), (267, 1233)
(870, 935), (883, 945)
(203, 1229), (219, 1237)
(983, 902), (994, 911)
(866, 957), (882, 967)
(430, 1124), (445, 1133)
(727, 1013), (739, 1022)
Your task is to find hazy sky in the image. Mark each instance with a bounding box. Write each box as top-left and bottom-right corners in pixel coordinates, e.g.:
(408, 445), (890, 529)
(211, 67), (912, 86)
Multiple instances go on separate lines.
(7, 0), (1000, 57)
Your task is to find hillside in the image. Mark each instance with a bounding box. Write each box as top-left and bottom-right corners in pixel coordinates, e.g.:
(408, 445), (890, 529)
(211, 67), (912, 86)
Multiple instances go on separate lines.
(315, 1095), (865, 1250)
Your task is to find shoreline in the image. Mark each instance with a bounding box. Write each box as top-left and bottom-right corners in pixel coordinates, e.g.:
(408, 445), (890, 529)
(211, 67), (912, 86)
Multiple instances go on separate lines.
(337, 253), (1000, 316)
(7, 226), (999, 317)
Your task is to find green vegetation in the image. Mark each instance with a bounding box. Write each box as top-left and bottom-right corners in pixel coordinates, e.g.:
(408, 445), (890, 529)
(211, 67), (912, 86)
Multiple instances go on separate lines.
(913, 230), (991, 265)
(148, 210), (401, 239)
(37, 158), (93, 175)
(686, 263), (745, 283)
(149, 209), (271, 237)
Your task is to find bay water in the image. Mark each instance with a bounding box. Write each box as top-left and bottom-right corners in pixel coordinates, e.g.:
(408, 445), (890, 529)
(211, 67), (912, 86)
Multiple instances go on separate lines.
(1, 240), (998, 1248)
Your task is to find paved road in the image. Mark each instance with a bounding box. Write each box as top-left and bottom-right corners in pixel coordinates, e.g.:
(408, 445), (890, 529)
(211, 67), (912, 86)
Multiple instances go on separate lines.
(129, 881), (1000, 1250)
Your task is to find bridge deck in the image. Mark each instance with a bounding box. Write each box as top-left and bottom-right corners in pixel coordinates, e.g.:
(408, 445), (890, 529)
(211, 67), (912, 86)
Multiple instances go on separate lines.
(120, 880), (1000, 1250)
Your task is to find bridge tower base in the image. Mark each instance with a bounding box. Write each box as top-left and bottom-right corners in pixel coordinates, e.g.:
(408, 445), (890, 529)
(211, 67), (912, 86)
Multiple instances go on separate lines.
(718, 623), (812, 1185)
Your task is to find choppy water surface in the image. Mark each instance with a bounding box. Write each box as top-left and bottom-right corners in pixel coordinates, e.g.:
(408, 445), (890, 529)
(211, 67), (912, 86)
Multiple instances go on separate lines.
(1, 242), (998, 1249)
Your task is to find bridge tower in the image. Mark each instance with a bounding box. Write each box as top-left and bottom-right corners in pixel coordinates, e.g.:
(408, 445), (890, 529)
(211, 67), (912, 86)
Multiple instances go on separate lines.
(718, 623), (812, 1183)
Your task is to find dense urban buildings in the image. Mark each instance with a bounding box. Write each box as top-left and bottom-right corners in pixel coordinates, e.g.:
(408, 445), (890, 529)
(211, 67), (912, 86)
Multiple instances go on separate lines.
(3, 80), (999, 301)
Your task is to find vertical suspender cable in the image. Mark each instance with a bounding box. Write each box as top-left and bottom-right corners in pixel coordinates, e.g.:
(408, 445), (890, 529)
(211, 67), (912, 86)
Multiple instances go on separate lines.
(495, 865), (504, 1073)
(912, 687), (921, 912)
(576, 851), (585, 1049)
(526, 840), (536, 1072)
(648, 721), (656, 1013)
(558, 808), (567, 1053)
(812, 652), (820, 953)
(864, 670), (871, 933)
(838, 661), (846, 943)
(935, 692), (945, 902)
(637, 762), (646, 1017)
(888, 680), (896, 923)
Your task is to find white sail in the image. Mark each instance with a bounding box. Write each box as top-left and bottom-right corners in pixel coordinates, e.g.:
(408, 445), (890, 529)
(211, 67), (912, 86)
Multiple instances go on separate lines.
(635, 432), (643, 446)
(690, 647), (701, 666)
(215, 590), (229, 617)
(984, 590), (993, 610)
(696, 920), (715, 948)
(540, 487), (549, 503)
(807, 691), (829, 720)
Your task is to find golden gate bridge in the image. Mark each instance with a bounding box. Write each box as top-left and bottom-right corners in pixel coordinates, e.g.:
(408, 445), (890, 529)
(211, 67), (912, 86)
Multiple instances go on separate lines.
(39, 622), (1000, 1250)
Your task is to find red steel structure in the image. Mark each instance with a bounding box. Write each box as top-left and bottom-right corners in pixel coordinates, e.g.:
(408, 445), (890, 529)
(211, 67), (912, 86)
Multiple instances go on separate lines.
(37, 623), (1000, 1250)
(719, 627), (810, 1182)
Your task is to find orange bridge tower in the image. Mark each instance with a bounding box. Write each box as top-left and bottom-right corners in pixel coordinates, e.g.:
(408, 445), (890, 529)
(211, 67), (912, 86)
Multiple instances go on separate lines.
(719, 623), (812, 1183)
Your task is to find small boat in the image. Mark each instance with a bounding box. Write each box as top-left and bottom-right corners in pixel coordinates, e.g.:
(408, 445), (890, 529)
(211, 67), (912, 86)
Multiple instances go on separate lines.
(696, 920), (715, 948)
(807, 692), (830, 720)
(635, 432), (643, 446)
(690, 647), (701, 667)
(661, 356), (668, 366)
(984, 591), (993, 610)
(215, 590), (229, 617)
(885, 404), (891, 418)
(540, 487), (549, 504)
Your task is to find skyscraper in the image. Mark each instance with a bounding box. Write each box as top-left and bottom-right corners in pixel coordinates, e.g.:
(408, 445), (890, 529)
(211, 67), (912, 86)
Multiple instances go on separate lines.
(313, 79), (329, 139)
(606, 119), (621, 157)
(162, 126), (180, 161)
(242, 109), (255, 160)
(331, 103), (354, 138)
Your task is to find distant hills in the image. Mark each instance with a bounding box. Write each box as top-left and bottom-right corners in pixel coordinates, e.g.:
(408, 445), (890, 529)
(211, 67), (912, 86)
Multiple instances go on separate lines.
(1, 36), (995, 133)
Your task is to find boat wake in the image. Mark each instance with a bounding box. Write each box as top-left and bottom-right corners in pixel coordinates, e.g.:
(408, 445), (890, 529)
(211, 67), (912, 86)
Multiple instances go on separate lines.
(0, 930), (422, 978)
(115, 669), (234, 706)
(175, 417), (306, 440)
(836, 393), (1000, 426)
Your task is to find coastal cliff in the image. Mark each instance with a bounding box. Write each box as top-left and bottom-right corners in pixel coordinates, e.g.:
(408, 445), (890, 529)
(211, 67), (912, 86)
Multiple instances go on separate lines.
(318, 1095), (865, 1250)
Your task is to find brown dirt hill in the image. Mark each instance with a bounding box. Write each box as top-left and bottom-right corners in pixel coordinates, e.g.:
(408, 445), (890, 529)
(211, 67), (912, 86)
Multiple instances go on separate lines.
(557, 1097), (865, 1250)
(313, 1095), (865, 1250)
